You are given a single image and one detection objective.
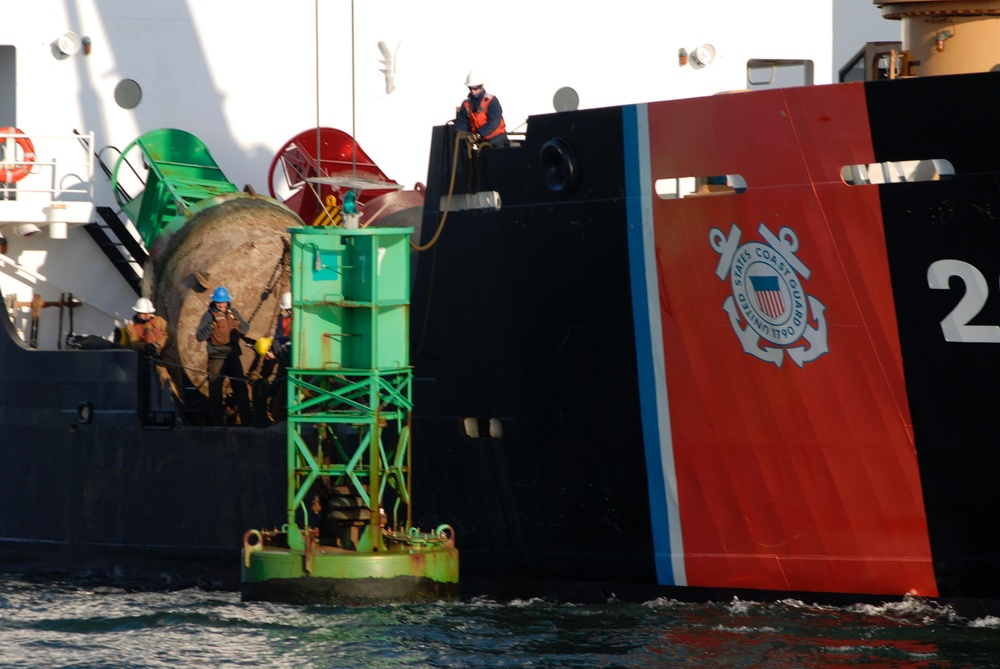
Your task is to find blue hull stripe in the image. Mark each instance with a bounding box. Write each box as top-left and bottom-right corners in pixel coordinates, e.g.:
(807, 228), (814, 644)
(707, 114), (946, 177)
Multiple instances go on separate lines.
(623, 104), (686, 587)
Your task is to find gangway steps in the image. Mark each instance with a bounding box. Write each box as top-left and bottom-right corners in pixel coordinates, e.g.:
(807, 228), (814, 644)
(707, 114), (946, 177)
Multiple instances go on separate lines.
(84, 206), (148, 296)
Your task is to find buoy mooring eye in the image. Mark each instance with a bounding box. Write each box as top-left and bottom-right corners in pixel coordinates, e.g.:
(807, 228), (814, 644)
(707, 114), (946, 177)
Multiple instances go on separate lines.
(77, 401), (94, 425)
(243, 529), (263, 569)
(539, 138), (577, 192)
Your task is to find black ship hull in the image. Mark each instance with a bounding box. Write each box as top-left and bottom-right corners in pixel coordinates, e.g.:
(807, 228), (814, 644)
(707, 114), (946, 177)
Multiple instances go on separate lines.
(5, 72), (1000, 615)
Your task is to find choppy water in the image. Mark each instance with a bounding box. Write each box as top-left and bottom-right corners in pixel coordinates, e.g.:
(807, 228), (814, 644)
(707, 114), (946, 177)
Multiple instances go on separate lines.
(1, 576), (999, 668)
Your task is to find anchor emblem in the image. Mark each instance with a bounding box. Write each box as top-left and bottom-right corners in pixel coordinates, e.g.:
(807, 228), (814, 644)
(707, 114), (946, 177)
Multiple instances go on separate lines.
(710, 222), (828, 368)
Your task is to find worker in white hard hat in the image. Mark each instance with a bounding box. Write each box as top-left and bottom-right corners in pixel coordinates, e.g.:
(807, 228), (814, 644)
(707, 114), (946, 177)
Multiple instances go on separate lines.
(455, 70), (508, 148)
(273, 291), (292, 357)
(122, 296), (169, 356)
(255, 291), (293, 423)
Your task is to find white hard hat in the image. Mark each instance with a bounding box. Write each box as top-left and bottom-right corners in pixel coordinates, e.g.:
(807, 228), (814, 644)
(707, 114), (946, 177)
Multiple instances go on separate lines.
(464, 70), (485, 88)
(280, 291), (292, 310)
(132, 297), (156, 314)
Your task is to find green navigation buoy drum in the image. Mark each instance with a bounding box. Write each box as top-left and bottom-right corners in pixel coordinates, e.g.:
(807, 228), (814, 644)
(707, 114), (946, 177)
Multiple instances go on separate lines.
(240, 225), (458, 604)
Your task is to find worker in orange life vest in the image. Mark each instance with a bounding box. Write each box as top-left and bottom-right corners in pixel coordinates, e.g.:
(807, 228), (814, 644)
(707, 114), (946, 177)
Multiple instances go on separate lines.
(263, 291), (293, 422)
(269, 291), (292, 365)
(259, 291), (292, 384)
(455, 70), (507, 148)
(121, 296), (180, 398)
(123, 297), (168, 356)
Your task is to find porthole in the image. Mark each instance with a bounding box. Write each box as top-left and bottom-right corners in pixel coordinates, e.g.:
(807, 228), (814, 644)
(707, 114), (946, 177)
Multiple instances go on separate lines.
(114, 79), (142, 110)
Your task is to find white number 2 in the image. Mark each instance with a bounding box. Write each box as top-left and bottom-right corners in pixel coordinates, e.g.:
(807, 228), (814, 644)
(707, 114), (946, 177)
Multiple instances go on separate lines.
(927, 259), (1000, 343)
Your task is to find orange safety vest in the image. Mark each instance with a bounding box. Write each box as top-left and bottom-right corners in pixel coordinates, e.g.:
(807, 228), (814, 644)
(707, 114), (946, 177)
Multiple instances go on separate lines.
(277, 314), (291, 339)
(210, 310), (241, 346)
(463, 93), (506, 141)
(126, 316), (166, 346)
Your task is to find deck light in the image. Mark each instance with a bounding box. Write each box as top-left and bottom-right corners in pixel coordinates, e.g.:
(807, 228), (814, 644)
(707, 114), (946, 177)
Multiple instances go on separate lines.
(936, 31), (952, 52)
(691, 44), (716, 67)
(55, 32), (81, 57)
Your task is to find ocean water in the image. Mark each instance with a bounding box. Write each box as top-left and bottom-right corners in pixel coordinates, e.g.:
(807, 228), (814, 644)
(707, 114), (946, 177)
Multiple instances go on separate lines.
(1, 575), (1000, 668)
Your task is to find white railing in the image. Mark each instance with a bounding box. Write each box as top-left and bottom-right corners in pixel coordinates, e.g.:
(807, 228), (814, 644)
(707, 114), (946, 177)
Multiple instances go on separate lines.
(0, 131), (96, 227)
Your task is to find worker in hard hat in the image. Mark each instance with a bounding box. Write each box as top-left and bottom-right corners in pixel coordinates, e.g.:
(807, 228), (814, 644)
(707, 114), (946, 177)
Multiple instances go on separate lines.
(251, 293), (292, 425)
(195, 286), (253, 426)
(123, 297), (168, 356)
(269, 291), (293, 366)
(119, 296), (179, 399)
(455, 70), (508, 148)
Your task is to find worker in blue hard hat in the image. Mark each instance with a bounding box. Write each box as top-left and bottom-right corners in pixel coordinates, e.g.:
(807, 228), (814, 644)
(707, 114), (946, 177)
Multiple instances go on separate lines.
(195, 285), (253, 426)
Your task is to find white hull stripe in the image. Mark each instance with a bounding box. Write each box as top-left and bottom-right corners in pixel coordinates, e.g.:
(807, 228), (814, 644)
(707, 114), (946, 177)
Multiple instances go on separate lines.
(623, 104), (686, 587)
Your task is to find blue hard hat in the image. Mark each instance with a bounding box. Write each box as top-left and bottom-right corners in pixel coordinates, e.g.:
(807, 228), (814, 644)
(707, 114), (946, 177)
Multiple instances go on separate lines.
(211, 286), (231, 302)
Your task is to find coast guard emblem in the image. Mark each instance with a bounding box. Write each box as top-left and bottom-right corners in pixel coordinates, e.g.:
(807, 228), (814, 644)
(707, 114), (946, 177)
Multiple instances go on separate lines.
(709, 222), (828, 367)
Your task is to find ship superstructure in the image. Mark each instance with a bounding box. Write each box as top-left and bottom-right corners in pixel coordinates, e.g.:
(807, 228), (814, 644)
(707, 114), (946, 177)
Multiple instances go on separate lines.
(0, 0), (832, 348)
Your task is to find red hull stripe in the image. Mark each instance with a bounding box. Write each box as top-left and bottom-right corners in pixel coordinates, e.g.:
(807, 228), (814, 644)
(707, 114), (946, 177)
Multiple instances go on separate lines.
(626, 85), (937, 597)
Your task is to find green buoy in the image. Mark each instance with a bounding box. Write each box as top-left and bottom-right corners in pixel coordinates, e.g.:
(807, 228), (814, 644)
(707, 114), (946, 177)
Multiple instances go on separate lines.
(241, 225), (458, 604)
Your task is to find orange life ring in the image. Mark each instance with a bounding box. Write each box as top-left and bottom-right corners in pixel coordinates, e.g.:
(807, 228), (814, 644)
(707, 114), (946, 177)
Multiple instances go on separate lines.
(0, 127), (36, 183)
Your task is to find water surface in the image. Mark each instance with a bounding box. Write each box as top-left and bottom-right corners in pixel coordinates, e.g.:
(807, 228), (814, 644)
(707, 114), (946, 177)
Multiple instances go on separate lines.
(1, 576), (998, 667)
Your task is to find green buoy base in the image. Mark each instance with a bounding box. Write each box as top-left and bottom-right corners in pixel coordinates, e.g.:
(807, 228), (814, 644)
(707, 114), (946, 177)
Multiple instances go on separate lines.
(241, 545), (459, 605)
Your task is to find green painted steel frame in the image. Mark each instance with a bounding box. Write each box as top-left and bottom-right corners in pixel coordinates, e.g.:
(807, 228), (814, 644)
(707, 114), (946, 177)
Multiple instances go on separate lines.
(285, 367), (414, 552)
(112, 128), (240, 247)
(285, 226), (416, 555)
(243, 225), (459, 597)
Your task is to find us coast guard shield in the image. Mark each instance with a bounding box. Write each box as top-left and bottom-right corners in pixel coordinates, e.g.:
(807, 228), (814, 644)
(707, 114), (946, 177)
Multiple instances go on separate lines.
(710, 222), (828, 367)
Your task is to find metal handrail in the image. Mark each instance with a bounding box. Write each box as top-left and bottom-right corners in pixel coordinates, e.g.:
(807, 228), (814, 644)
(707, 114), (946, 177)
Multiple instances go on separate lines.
(0, 131), (95, 199)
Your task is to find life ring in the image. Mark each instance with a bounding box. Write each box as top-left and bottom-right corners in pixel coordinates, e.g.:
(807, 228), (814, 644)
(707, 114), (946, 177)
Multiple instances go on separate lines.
(0, 127), (36, 183)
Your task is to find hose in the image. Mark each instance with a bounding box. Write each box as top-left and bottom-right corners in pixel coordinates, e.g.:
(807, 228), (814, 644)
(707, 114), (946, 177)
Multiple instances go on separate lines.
(410, 129), (469, 252)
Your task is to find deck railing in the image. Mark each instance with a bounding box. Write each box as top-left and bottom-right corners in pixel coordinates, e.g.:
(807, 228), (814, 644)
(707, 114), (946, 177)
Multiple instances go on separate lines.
(0, 130), (96, 230)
